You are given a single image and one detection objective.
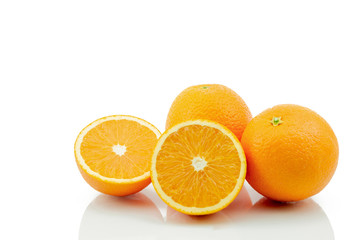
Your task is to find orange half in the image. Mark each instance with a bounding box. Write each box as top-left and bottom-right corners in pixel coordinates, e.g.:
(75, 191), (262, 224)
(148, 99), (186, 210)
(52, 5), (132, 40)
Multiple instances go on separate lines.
(151, 120), (247, 215)
(75, 115), (161, 196)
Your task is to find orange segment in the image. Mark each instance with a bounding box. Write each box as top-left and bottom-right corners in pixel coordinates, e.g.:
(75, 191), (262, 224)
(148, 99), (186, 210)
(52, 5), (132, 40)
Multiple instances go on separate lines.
(75, 115), (161, 196)
(151, 120), (247, 215)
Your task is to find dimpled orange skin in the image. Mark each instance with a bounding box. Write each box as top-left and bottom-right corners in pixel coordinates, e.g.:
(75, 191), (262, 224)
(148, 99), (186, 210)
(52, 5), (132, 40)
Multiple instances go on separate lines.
(241, 104), (339, 202)
(166, 84), (252, 140)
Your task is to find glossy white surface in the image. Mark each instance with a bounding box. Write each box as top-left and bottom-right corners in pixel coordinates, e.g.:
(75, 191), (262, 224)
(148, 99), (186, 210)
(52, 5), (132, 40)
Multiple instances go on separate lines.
(79, 184), (335, 240)
(1, 0), (359, 239)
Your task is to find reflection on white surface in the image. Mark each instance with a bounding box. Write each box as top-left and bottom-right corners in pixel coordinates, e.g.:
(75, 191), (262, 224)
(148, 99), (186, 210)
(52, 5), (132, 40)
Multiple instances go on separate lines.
(242, 197), (334, 239)
(79, 187), (164, 240)
(166, 186), (253, 225)
(79, 186), (334, 240)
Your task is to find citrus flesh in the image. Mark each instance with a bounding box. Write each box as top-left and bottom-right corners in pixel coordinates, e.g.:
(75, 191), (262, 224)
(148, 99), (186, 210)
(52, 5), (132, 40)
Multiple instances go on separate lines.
(151, 120), (247, 215)
(75, 115), (161, 196)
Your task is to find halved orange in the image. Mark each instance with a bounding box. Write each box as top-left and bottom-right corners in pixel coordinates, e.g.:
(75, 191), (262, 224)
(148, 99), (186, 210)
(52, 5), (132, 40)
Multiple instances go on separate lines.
(151, 120), (247, 215)
(74, 115), (161, 196)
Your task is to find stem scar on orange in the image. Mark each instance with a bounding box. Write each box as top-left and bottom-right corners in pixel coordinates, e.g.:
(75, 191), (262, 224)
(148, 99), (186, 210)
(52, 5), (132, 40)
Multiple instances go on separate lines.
(74, 115), (161, 196)
(241, 104), (339, 202)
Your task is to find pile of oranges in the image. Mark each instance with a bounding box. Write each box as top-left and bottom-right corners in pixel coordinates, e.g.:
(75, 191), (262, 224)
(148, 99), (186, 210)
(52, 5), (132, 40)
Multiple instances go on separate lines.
(74, 84), (338, 215)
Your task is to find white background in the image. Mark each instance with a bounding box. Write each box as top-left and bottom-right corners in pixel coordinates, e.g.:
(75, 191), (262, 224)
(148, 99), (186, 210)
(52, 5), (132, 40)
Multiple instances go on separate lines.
(1, 1), (359, 239)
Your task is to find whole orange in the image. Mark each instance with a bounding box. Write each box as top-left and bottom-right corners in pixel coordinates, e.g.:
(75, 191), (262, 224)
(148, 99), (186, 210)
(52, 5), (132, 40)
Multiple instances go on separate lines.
(241, 104), (339, 202)
(166, 84), (252, 140)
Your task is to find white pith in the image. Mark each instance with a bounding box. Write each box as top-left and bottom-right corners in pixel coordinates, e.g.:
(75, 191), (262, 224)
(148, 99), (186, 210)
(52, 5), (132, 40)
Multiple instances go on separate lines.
(75, 115), (161, 183)
(192, 157), (207, 171)
(113, 144), (127, 156)
(151, 119), (247, 215)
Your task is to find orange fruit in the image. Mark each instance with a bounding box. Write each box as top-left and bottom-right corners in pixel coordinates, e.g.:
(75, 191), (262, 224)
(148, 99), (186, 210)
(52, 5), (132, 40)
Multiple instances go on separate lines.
(241, 104), (339, 202)
(151, 120), (247, 215)
(74, 115), (161, 196)
(166, 187), (252, 224)
(166, 84), (252, 140)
